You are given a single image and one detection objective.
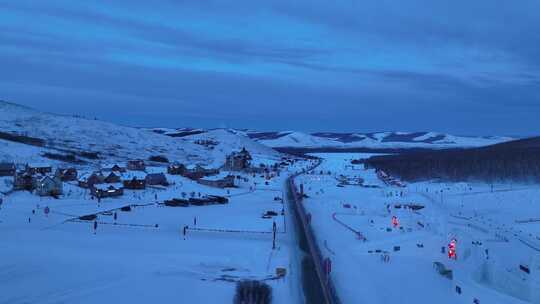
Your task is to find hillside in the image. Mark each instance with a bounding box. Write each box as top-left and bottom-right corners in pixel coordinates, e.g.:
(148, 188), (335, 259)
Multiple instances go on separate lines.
(0, 101), (210, 166)
(363, 136), (540, 182)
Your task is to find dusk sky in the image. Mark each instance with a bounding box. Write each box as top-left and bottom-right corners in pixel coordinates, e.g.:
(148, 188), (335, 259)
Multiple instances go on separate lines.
(1, 1), (539, 136)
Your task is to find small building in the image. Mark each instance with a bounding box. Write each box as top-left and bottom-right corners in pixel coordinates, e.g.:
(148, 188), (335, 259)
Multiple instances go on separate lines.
(26, 163), (52, 175)
(103, 172), (121, 184)
(91, 183), (124, 198)
(78, 172), (104, 188)
(101, 164), (126, 173)
(224, 148), (252, 171)
(167, 163), (186, 175)
(197, 173), (235, 188)
(13, 171), (35, 191)
(122, 172), (146, 189)
(146, 173), (168, 186)
(127, 159), (146, 171)
(55, 168), (78, 181)
(0, 163), (16, 176)
(167, 163), (218, 180)
(35, 175), (63, 196)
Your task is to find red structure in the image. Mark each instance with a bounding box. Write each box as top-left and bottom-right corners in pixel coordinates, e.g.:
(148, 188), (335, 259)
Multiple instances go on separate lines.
(391, 215), (399, 228)
(448, 239), (457, 260)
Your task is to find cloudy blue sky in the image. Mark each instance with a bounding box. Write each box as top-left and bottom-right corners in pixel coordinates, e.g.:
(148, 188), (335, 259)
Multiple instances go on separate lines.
(1, 1), (539, 135)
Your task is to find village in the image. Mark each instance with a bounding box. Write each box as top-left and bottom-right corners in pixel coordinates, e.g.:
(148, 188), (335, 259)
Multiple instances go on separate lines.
(0, 144), (316, 303)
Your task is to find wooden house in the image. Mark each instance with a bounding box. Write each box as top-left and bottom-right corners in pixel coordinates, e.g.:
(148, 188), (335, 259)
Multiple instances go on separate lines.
(0, 163), (16, 176)
(167, 163), (186, 175)
(35, 175), (63, 196)
(224, 148), (252, 171)
(91, 183), (124, 198)
(78, 172), (104, 188)
(25, 163), (52, 175)
(146, 173), (168, 186)
(55, 168), (78, 181)
(101, 164), (126, 173)
(127, 159), (146, 171)
(103, 172), (121, 184)
(197, 174), (235, 188)
(13, 171), (35, 191)
(122, 172), (146, 189)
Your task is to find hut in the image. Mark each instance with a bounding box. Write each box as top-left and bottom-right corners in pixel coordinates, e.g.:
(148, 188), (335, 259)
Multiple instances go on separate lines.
(122, 172), (146, 189)
(35, 175), (63, 196)
(13, 171), (35, 191)
(103, 172), (121, 184)
(197, 173), (235, 188)
(55, 168), (78, 181)
(0, 163), (16, 176)
(127, 159), (146, 171)
(91, 183), (124, 198)
(78, 172), (104, 188)
(146, 173), (168, 186)
(25, 163), (52, 175)
(167, 163), (186, 175)
(101, 164), (126, 173)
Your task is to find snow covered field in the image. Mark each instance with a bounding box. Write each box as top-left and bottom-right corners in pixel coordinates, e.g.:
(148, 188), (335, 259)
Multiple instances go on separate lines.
(0, 161), (313, 304)
(295, 153), (540, 304)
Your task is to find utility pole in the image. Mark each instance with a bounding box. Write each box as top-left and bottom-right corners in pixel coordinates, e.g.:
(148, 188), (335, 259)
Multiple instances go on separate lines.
(272, 221), (277, 250)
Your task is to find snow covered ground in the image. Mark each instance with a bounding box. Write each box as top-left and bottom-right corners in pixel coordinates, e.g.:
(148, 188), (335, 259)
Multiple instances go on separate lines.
(0, 159), (313, 304)
(295, 153), (540, 304)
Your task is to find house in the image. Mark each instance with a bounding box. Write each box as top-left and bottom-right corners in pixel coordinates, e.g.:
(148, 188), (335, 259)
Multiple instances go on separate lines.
(90, 183), (124, 198)
(103, 172), (121, 184)
(13, 171), (35, 191)
(101, 164), (126, 173)
(197, 173), (235, 188)
(78, 172), (104, 188)
(146, 173), (168, 186)
(55, 168), (78, 181)
(167, 163), (186, 175)
(122, 172), (146, 189)
(0, 163), (15, 176)
(223, 148), (252, 171)
(127, 159), (146, 171)
(35, 175), (63, 196)
(167, 163), (219, 180)
(26, 163), (52, 175)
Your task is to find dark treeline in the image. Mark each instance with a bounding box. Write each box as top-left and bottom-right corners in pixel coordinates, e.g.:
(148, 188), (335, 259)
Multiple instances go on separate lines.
(363, 137), (540, 183)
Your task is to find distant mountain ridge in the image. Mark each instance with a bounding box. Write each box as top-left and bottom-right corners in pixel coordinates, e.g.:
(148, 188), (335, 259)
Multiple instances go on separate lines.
(151, 128), (514, 149)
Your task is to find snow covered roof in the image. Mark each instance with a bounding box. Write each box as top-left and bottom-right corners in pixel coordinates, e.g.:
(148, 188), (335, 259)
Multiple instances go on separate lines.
(200, 172), (234, 181)
(27, 163), (51, 168)
(121, 171), (147, 180)
(93, 183), (123, 191)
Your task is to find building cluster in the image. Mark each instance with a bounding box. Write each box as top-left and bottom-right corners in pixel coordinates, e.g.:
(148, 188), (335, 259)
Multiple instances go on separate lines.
(7, 163), (66, 196)
(376, 169), (405, 187)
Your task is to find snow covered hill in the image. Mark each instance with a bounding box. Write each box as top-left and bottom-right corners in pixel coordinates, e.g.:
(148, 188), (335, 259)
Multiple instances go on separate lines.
(247, 130), (514, 149)
(0, 101), (210, 165)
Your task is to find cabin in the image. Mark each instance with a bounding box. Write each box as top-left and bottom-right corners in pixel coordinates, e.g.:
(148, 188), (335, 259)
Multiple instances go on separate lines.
(13, 171), (35, 191)
(146, 173), (168, 186)
(25, 163), (52, 175)
(78, 172), (104, 188)
(0, 163), (16, 176)
(101, 164), (126, 173)
(35, 175), (63, 196)
(167, 163), (186, 175)
(224, 148), (252, 171)
(55, 168), (78, 181)
(103, 172), (121, 184)
(91, 183), (124, 198)
(197, 173), (235, 188)
(127, 159), (146, 171)
(167, 163), (219, 180)
(122, 172), (147, 189)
